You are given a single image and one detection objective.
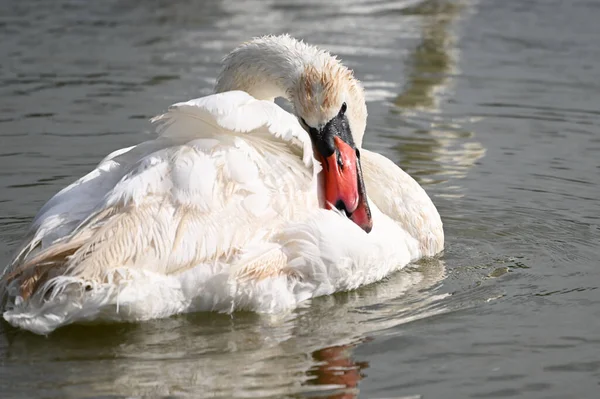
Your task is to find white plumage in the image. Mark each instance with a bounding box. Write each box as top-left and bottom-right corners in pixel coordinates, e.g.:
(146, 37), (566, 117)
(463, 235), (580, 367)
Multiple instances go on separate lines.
(1, 36), (443, 335)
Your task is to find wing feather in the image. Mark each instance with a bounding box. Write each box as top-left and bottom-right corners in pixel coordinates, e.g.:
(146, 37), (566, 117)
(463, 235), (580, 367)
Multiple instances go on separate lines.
(2, 91), (317, 300)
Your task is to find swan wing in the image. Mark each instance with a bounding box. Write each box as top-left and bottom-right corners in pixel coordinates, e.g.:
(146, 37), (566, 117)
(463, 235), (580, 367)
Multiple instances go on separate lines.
(4, 91), (316, 294)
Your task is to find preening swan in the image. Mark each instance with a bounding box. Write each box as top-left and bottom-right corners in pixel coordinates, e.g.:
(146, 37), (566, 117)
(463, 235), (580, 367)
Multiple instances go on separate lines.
(1, 35), (443, 335)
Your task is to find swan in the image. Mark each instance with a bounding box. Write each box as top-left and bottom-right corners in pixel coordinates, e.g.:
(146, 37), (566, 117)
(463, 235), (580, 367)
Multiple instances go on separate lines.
(0, 35), (443, 335)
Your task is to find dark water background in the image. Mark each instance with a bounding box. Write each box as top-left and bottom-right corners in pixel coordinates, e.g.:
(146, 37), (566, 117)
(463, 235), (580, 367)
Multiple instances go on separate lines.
(1, 0), (599, 397)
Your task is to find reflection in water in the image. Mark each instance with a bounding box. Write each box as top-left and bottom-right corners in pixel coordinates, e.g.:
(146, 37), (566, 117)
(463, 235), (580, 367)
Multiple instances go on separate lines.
(390, 127), (486, 192)
(395, 0), (461, 110)
(390, 0), (485, 193)
(1, 259), (449, 398)
(306, 341), (369, 399)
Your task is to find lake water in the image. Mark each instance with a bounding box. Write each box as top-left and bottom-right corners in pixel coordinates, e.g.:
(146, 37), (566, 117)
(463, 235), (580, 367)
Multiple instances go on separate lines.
(1, 0), (599, 398)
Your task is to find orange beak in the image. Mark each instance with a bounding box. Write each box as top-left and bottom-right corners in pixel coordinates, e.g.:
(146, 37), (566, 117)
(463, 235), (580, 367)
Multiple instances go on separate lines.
(317, 136), (373, 233)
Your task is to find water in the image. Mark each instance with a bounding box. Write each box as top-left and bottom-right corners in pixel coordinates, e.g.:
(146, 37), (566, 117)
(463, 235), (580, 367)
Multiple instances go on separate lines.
(1, 0), (599, 397)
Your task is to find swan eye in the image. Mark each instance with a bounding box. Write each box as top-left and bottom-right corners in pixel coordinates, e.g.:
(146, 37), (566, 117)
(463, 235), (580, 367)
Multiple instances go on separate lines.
(340, 102), (347, 115)
(300, 117), (319, 136)
(300, 117), (310, 130)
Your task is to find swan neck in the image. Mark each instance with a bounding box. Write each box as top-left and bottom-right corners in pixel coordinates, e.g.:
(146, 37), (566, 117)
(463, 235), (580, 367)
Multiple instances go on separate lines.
(214, 54), (300, 102)
(213, 36), (368, 147)
(214, 37), (323, 102)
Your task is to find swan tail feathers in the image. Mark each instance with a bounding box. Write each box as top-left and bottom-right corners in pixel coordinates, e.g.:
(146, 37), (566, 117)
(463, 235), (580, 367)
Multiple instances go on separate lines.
(1, 232), (92, 302)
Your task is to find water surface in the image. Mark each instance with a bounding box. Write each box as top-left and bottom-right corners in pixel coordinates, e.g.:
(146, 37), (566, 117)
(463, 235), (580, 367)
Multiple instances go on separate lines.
(1, 0), (599, 397)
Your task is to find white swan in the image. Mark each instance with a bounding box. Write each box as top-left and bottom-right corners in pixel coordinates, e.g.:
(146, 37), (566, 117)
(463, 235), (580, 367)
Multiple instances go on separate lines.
(0, 35), (443, 335)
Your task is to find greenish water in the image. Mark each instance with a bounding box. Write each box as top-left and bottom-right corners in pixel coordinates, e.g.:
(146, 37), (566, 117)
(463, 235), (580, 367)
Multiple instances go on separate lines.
(1, 0), (599, 397)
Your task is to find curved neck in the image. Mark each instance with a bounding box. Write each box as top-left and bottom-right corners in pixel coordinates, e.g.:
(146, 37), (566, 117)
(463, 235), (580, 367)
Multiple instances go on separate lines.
(214, 35), (368, 148)
(214, 36), (327, 101)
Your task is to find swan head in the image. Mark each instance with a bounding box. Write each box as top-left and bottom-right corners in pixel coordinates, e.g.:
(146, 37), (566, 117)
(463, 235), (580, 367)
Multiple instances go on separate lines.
(291, 60), (372, 233)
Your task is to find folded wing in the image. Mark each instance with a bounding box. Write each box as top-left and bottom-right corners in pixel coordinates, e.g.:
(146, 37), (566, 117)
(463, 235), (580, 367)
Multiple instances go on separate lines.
(2, 91), (316, 300)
